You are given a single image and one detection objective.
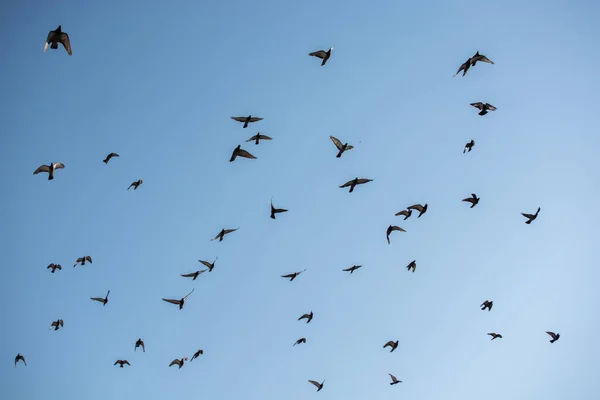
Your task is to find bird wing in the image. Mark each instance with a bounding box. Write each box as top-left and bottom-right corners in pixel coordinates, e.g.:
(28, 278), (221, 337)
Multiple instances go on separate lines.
(58, 33), (72, 55)
(308, 380), (321, 388)
(90, 297), (104, 302)
(53, 162), (65, 170)
(245, 135), (258, 142)
(169, 359), (180, 367)
(481, 301), (487, 307)
(110, 153), (120, 158)
(182, 288), (195, 300)
(47, 264), (54, 269)
(85, 256), (92, 263)
(259, 134), (272, 140)
(114, 360), (120, 365)
(298, 314), (309, 320)
(59, 320), (64, 326)
(339, 180), (353, 188)
(383, 341), (394, 348)
(281, 273), (294, 278)
(46, 30), (57, 45)
(223, 228), (239, 235)
(395, 210), (408, 217)
(74, 257), (84, 265)
(486, 104), (497, 111)
(522, 213), (534, 219)
(309, 50), (327, 59)
(475, 55), (494, 64)
(123, 360), (130, 365)
(462, 197), (474, 203)
(546, 331), (557, 339)
(199, 260), (213, 268)
(390, 226), (406, 232)
(389, 374), (397, 381)
(407, 204), (423, 212)
(33, 165), (50, 174)
(237, 149), (257, 159)
(180, 273), (197, 278)
(231, 116), (247, 122)
(248, 117), (263, 122)
(273, 208), (288, 213)
(355, 178), (372, 185)
(453, 60), (469, 77)
(329, 136), (343, 150)
(470, 102), (484, 110)
(162, 298), (181, 305)
(56, 264), (62, 270)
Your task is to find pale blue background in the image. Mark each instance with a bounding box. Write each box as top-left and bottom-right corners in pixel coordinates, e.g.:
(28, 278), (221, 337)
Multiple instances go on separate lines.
(1, 1), (599, 399)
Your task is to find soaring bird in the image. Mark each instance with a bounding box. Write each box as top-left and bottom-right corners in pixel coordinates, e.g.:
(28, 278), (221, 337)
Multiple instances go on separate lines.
(308, 379), (326, 391)
(47, 263), (62, 273)
(395, 209), (412, 220)
(294, 338), (307, 346)
(270, 198), (288, 219)
(462, 193), (480, 208)
(309, 47), (333, 66)
(44, 25), (72, 55)
(386, 225), (406, 244)
(230, 145), (257, 162)
(470, 102), (497, 116)
(407, 203), (428, 217)
(522, 207), (541, 224)
(342, 265), (362, 274)
(339, 177), (373, 193)
(231, 115), (263, 128)
(464, 139), (475, 153)
(114, 360), (130, 368)
(481, 300), (493, 311)
(406, 260), (416, 273)
(74, 256), (92, 267)
(389, 374), (402, 385)
(298, 311), (313, 323)
(169, 357), (188, 369)
(199, 257), (218, 272)
(330, 136), (354, 158)
(190, 349), (203, 361)
(546, 331), (560, 343)
(211, 228), (238, 242)
(383, 340), (399, 352)
(135, 338), (145, 352)
(14, 354), (26, 367)
(50, 319), (64, 331)
(453, 57), (472, 77)
(246, 133), (272, 145)
(103, 153), (119, 164)
(470, 51), (494, 66)
(33, 162), (65, 180)
(128, 179), (143, 190)
(90, 290), (110, 306)
(181, 270), (207, 280)
(162, 289), (195, 310)
(281, 269), (306, 281)
(488, 333), (503, 340)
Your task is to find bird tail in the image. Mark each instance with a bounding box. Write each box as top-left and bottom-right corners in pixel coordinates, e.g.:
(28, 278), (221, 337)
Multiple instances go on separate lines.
(525, 220), (531, 224)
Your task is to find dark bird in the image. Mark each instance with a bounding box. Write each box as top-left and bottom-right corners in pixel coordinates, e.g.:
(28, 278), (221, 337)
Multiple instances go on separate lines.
(114, 360), (130, 368)
(230, 144), (257, 162)
(383, 340), (399, 352)
(135, 338), (145, 352)
(270, 198), (288, 219)
(330, 136), (354, 158)
(386, 225), (406, 244)
(169, 357), (188, 369)
(407, 203), (428, 217)
(488, 333), (503, 340)
(298, 311), (313, 323)
(90, 290), (110, 306)
(14, 354), (26, 367)
(339, 177), (373, 193)
(389, 374), (402, 385)
(199, 257), (218, 272)
(470, 102), (497, 116)
(309, 47), (333, 66)
(44, 25), (72, 55)
(453, 57), (472, 77)
(33, 162), (65, 180)
(211, 228), (238, 242)
(246, 133), (272, 145)
(342, 265), (362, 274)
(294, 338), (306, 346)
(231, 115), (263, 128)
(162, 289), (195, 310)
(281, 269), (306, 281)
(128, 179), (143, 190)
(522, 207), (541, 224)
(406, 260), (416, 273)
(464, 139), (475, 153)
(462, 193), (480, 208)
(546, 331), (560, 343)
(47, 263), (62, 273)
(470, 51), (494, 66)
(308, 379), (326, 392)
(50, 319), (64, 331)
(481, 300), (493, 311)
(190, 349), (203, 361)
(395, 209), (412, 220)
(103, 153), (119, 164)
(73, 256), (92, 267)
(181, 270), (207, 280)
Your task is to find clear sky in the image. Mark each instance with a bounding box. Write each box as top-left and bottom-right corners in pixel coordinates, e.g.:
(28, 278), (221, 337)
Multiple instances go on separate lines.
(1, 1), (599, 399)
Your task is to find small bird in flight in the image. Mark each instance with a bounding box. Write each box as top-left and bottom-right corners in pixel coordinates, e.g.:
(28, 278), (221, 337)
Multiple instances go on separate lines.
(47, 263), (62, 273)
(270, 198), (288, 219)
(169, 357), (188, 369)
(246, 133), (272, 145)
(294, 338), (307, 346)
(383, 340), (399, 352)
(309, 47), (333, 66)
(281, 269), (306, 281)
(308, 379), (326, 391)
(74, 256), (92, 267)
(103, 153), (119, 164)
(33, 162), (65, 180)
(211, 228), (238, 242)
(128, 179), (143, 190)
(181, 269), (207, 280)
(481, 300), (493, 311)
(522, 207), (540, 224)
(487, 333), (503, 340)
(462, 193), (480, 208)
(339, 177), (373, 193)
(386, 225), (406, 244)
(395, 209), (412, 220)
(470, 102), (497, 116)
(231, 115), (263, 128)
(44, 25), (72, 55)
(135, 338), (145, 352)
(199, 257), (218, 272)
(407, 203), (428, 218)
(114, 360), (130, 368)
(342, 265), (362, 274)
(463, 139), (475, 153)
(330, 136), (354, 158)
(90, 290), (110, 306)
(406, 260), (416, 273)
(389, 374), (402, 385)
(190, 349), (204, 361)
(546, 331), (560, 343)
(162, 289), (195, 310)
(298, 311), (313, 323)
(50, 319), (64, 331)
(14, 354), (26, 367)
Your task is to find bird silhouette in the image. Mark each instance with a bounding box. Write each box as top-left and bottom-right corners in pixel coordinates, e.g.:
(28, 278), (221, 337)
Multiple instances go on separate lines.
(330, 136), (354, 158)
(546, 331), (560, 343)
(103, 153), (119, 164)
(308, 379), (326, 391)
(128, 179), (143, 190)
(389, 374), (402, 385)
(199, 257), (218, 272)
(488, 333), (503, 340)
(211, 228), (238, 242)
(386, 225), (406, 244)
(190, 349), (203, 361)
(44, 25), (72, 55)
(339, 177), (373, 193)
(14, 354), (26, 367)
(74, 256), (92, 267)
(309, 47), (333, 66)
(298, 311), (313, 323)
(293, 338), (306, 346)
(406, 260), (416, 273)
(230, 145), (257, 162)
(90, 290), (110, 306)
(33, 162), (65, 180)
(181, 270), (207, 280)
(135, 338), (145, 352)
(114, 360), (130, 368)
(270, 198), (288, 219)
(50, 319), (64, 331)
(481, 300), (493, 311)
(281, 269), (306, 281)
(462, 193), (480, 208)
(383, 340), (399, 352)
(47, 263), (62, 273)
(169, 357), (188, 369)
(342, 265), (362, 274)
(522, 207), (541, 224)
(407, 203), (428, 217)
(246, 133), (272, 145)
(162, 289), (195, 310)
(395, 209), (412, 220)
(470, 102), (497, 116)
(231, 115), (263, 128)
(463, 140), (475, 153)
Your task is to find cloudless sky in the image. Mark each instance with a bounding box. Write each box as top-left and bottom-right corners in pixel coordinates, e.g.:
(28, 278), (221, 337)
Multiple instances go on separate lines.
(1, 1), (600, 399)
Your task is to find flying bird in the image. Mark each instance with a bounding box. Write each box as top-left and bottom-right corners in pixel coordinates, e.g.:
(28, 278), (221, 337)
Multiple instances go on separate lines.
(73, 256), (92, 267)
(211, 228), (238, 242)
(389, 374), (402, 385)
(522, 207), (540, 224)
(181, 269), (207, 280)
(169, 357), (188, 369)
(470, 51), (494, 66)
(386, 225), (406, 244)
(342, 265), (362, 274)
(298, 311), (313, 323)
(309, 47), (333, 66)
(270, 198), (288, 219)
(190, 349), (204, 361)
(90, 290), (110, 306)
(294, 338), (306, 346)
(135, 338), (145, 352)
(407, 203), (428, 217)
(462, 193), (480, 208)
(246, 133), (272, 145)
(464, 140), (475, 153)
(395, 209), (412, 220)
(330, 136), (354, 158)
(162, 289), (195, 310)
(14, 354), (26, 367)
(339, 177), (373, 193)
(281, 269), (306, 281)
(128, 179), (143, 190)
(103, 153), (119, 164)
(470, 102), (497, 116)
(481, 300), (493, 311)
(383, 340), (399, 352)
(114, 360), (130, 368)
(199, 257), (218, 272)
(231, 115), (263, 128)
(50, 319), (64, 331)
(308, 379), (326, 391)
(488, 333), (503, 340)
(44, 25), (72, 55)
(47, 263), (62, 273)
(33, 162), (65, 180)
(406, 260), (416, 273)
(546, 331), (560, 343)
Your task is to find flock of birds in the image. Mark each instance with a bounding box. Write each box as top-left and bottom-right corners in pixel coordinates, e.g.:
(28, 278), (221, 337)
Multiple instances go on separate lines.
(13, 24), (562, 393)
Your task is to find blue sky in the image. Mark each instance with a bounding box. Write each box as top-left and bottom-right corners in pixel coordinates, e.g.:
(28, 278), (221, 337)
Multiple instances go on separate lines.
(1, 0), (599, 399)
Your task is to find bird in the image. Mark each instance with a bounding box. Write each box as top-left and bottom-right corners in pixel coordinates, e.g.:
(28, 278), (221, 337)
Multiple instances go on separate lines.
(231, 115), (263, 128)
(342, 265), (362, 274)
(293, 338), (306, 346)
(281, 269), (306, 281)
(211, 228), (239, 242)
(522, 207), (541, 224)
(481, 300), (493, 311)
(33, 162), (65, 180)
(270, 198), (288, 219)
(383, 340), (399, 352)
(50, 319), (64, 331)
(463, 139), (475, 153)
(190, 349), (203, 361)
(488, 333), (503, 340)
(330, 135), (354, 158)
(453, 57), (472, 77)
(128, 179), (143, 190)
(546, 331), (560, 343)
(308, 379), (326, 392)
(14, 354), (26, 367)
(181, 270), (207, 280)
(407, 203), (428, 217)
(246, 133), (272, 145)
(470, 51), (494, 66)
(73, 256), (92, 267)
(114, 360), (130, 368)
(389, 374), (402, 385)
(230, 145), (257, 162)
(103, 153), (119, 164)
(162, 289), (195, 310)
(298, 311), (313, 323)
(462, 193), (480, 208)
(169, 357), (188, 369)
(90, 290), (110, 306)
(339, 177), (373, 193)
(309, 47), (333, 66)
(135, 338), (145, 352)
(47, 263), (62, 273)
(44, 25), (72, 55)
(386, 225), (406, 244)
(406, 260), (416, 273)
(199, 257), (218, 272)
(470, 102), (497, 116)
